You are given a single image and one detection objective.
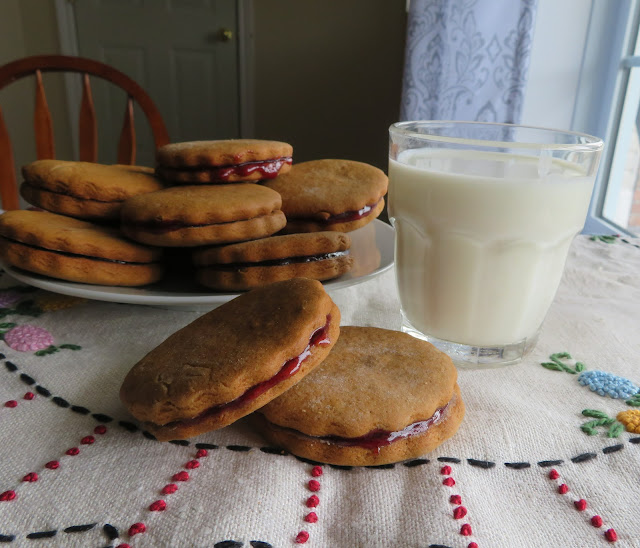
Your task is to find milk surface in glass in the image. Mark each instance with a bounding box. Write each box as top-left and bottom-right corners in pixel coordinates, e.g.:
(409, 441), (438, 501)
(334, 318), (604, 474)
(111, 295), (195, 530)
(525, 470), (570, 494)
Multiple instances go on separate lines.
(388, 148), (595, 347)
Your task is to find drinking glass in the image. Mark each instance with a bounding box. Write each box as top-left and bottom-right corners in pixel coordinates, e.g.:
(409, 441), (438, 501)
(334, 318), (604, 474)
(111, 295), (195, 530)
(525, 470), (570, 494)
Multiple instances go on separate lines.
(388, 121), (603, 367)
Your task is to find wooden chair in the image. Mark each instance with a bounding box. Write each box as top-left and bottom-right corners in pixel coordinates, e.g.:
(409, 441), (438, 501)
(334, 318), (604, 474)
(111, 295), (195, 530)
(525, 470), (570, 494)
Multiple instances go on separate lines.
(0, 54), (170, 210)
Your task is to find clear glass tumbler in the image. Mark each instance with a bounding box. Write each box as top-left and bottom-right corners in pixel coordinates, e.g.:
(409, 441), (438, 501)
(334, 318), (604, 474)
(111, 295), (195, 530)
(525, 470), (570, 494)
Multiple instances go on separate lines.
(388, 121), (603, 367)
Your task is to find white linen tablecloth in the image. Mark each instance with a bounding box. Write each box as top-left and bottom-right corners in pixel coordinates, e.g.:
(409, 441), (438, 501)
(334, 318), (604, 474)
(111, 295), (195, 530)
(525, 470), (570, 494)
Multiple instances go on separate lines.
(0, 234), (639, 548)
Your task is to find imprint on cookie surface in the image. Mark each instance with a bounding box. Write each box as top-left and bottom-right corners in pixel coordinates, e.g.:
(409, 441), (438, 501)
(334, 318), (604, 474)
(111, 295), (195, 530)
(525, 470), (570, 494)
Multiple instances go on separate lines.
(159, 157), (292, 181)
(0, 237), (160, 265)
(209, 251), (350, 270)
(262, 400), (451, 455)
(128, 211), (283, 234)
(154, 315), (332, 430)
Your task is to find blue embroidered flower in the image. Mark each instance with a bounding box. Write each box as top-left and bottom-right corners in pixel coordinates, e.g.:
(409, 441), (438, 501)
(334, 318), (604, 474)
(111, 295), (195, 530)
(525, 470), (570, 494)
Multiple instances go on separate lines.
(578, 371), (639, 399)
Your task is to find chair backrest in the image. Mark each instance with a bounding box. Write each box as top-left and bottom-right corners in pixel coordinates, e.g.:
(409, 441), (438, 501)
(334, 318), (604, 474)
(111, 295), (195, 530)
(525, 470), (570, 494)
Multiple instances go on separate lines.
(0, 54), (170, 210)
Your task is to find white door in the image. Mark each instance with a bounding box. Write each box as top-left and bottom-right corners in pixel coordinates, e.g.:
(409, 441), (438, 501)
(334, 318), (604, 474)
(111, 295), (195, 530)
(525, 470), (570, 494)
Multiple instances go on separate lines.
(71, 0), (240, 166)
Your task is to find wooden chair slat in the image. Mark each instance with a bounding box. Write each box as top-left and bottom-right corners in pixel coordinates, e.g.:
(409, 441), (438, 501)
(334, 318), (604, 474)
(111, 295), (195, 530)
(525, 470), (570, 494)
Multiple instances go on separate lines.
(33, 70), (55, 160)
(0, 106), (19, 210)
(78, 73), (98, 162)
(117, 96), (136, 165)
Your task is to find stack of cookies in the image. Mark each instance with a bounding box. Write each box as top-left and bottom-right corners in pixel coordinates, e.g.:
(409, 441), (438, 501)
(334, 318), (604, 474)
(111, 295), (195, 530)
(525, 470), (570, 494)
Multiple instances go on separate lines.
(120, 278), (465, 466)
(0, 138), (389, 291)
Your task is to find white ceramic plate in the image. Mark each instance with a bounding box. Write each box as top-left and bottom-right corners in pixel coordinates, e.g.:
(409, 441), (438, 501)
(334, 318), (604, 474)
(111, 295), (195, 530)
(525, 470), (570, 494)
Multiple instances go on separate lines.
(1, 220), (394, 309)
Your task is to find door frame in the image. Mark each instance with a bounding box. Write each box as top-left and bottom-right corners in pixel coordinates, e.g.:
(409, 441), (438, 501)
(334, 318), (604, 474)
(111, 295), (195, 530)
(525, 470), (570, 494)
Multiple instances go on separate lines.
(53, 0), (254, 153)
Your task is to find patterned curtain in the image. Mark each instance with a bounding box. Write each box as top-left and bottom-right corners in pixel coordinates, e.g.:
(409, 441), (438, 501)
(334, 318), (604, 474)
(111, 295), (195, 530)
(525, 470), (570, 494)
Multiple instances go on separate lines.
(400, 0), (539, 123)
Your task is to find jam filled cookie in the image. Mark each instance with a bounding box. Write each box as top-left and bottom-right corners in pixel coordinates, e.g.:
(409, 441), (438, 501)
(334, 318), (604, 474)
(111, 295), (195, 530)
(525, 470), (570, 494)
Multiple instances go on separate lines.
(263, 159), (388, 233)
(192, 231), (353, 291)
(253, 326), (465, 466)
(155, 139), (293, 184)
(0, 210), (163, 286)
(120, 184), (286, 247)
(20, 160), (164, 222)
(119, 278), (341, 441)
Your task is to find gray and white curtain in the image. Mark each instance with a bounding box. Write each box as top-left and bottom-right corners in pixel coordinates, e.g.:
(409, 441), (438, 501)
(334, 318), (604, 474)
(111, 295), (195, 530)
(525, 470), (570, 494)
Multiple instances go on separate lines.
(400, 0), (538, 123)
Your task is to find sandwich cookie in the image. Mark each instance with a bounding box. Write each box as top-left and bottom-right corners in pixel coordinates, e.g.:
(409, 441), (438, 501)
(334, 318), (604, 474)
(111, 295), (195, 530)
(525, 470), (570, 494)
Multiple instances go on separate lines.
(254, 326), (465, 466)
(192, 231), (353, 291)
(0, 210), (163, 286)
(155, 139), (293, 184)
(120, 184), (286, 247)
(20, 160), (164, 222)
(263, 159), (388, 233)
(119, 278), (341, 441)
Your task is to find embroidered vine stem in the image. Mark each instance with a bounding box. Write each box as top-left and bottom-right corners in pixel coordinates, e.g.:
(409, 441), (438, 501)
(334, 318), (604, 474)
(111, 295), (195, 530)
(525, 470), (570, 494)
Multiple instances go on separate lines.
(580, 410), (624, 438)
(35, 344), (82, 357)
(541, 352), (585, 374)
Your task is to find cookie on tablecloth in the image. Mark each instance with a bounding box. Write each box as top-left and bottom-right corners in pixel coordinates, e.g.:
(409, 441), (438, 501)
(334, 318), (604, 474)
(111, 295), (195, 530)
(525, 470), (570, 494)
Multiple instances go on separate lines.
(0, 210), (163, 286)
(263, 159), (388, 233)
(155, 139), (293, 184)
(20, 160), (164, 222)
(120, 183), (286, 247)
(192, 231), (353, 291)
(253, 326), (465, 466)
(120, 278), (340, 441)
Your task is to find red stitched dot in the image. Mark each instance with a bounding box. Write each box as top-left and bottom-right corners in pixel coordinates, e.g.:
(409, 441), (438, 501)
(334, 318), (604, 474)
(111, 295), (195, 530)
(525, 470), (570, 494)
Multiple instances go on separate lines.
(23, 392), (34, 400)
(128, 522), (146, 536)
(94, 425), (107, 435)
(453, 506), (468, 520)
(304, 512), (318, 523)
(66, 447), (80, 456)
(149, 500), (167, 512)
(591, 515), (603, 528)
(172, 471), (189, 482)
(0, 490), (16, 502)
(4, 400), (17, 408)
(308, 480), (320, 492)
(443, 477), (456, 487)
(162, 484), (178, 495)
(195, 449), (208, 458)
(558, 484), (569, 494)
(311, 466), (323, 477)
(81, 436), (95, 445)
(115, 545), (130, 548)
(45, 460), (59, 470)
(306, 495), (320, 508)
(605, 528), (618, 542)
(22, 472), (38, 482)
(450, 494), (462, 505)
(440, 465), (452, 475)
(295, 531), (309, 543)
(549, 469), (560, 480)
(460, 523), (472, 536)
(185, 460), (200, 470)
(468, 543), (479, 548)
(574, 499), (587, 511)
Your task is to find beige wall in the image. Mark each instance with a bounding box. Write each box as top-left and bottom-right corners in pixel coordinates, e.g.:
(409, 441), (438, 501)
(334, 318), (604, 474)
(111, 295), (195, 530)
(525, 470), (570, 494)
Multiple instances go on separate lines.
(253, 1), (407, 171)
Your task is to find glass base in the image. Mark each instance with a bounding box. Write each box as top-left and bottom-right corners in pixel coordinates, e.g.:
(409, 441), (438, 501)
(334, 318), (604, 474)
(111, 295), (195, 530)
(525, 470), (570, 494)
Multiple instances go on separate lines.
(401, 317), (539, 368)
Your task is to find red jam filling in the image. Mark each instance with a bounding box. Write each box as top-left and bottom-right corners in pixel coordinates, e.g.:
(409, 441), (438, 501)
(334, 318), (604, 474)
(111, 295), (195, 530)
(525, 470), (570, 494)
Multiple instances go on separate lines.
(290, 198), (381, 226)
(267, 402), (449, 455)
(165, 157), (292, 181)
(164, 315), (332, 428)
(212, 251), (349, 271)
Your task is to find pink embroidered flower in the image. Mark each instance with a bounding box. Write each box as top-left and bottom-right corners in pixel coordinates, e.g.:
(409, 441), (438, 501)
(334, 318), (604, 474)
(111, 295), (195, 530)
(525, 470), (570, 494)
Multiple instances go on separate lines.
(0, 291), (22, 308)
(4, 325), (54, 352)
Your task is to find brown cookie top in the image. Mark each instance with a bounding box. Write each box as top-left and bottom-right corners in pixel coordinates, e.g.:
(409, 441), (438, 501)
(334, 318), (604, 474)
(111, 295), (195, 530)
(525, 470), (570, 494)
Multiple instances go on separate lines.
(193, 231), (351, 265)
(119, 278), (339, 426)
(21, 160), (164, 201)
(263, 159), (388, 219)
(156, 139), (293, 168)
(259, 326), (458, 438)
(120, 184), (282, 226)
(0, 210), (162, 263)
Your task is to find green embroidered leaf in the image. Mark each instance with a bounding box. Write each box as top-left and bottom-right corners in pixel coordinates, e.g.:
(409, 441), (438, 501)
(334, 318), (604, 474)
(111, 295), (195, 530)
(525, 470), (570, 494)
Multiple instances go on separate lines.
(541, 362), (564, 372)
(607, 422), (625, 438)
(625, 393), (640, 407)
(0, 322), (16, 329)
(582, 409), (610, 419)
(550, 352), (572, 361)
(35, 345), (59, 357)
(581, 423), (597, 435)
(59, 344), (81, 350)
(575, 362), (585, 372)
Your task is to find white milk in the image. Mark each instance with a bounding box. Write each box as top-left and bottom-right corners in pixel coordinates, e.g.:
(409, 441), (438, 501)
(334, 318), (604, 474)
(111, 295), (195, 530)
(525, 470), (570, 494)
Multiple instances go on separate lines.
(388, 149), (595, 346)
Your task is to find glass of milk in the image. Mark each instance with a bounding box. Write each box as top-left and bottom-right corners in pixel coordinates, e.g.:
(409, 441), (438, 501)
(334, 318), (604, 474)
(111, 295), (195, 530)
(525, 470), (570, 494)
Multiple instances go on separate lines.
(388, 121), (603, 367)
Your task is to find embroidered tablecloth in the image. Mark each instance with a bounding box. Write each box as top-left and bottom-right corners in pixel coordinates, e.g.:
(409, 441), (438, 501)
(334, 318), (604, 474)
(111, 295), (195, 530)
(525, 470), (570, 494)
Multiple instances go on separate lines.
(0, 234), (639, 548)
